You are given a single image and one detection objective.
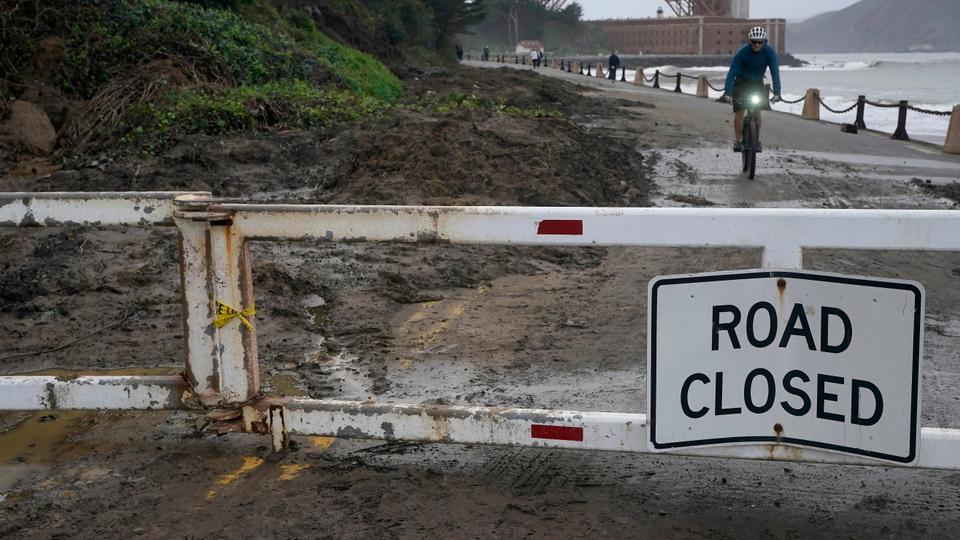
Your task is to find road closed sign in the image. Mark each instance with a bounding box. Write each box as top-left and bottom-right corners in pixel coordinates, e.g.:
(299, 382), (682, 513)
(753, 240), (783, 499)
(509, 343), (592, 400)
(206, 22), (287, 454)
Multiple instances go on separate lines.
(648, 270), (924, 464)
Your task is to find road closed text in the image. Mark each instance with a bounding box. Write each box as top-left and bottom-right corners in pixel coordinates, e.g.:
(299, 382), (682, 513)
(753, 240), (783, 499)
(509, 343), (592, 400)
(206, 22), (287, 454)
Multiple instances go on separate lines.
(679, 368), (883, 425)
(648, 271), (922, 463)
(677, 301), (883, 425)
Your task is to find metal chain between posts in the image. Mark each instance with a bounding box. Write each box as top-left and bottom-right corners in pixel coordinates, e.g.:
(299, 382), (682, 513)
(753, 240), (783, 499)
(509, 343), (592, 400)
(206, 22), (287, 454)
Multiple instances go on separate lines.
(599, 64), (953, 120)
(907, 105), (953, 117)
(818, 97), (858, 115)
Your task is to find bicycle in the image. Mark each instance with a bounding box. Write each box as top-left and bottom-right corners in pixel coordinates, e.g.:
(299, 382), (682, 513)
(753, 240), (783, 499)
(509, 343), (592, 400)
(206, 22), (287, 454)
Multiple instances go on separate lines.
(736, 93), (767, 180)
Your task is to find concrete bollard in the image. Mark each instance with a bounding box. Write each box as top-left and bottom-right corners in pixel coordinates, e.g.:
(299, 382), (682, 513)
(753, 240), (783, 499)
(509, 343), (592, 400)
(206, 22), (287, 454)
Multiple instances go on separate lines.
(801, 88), (820, 120)
(945, 106), (960, 154)
(634, 68), (644, 86)
(696, 76), (709, 98)
(596, 63), (605, 79)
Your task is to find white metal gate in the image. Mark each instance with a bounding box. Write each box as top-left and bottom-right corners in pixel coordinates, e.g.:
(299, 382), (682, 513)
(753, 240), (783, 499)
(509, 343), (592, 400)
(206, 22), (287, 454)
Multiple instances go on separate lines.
(2, 191), (959, 469)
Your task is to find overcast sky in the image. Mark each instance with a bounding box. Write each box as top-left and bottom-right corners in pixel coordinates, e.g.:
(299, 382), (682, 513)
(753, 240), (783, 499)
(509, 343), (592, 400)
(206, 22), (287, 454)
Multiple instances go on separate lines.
(580, 0), (862, 22)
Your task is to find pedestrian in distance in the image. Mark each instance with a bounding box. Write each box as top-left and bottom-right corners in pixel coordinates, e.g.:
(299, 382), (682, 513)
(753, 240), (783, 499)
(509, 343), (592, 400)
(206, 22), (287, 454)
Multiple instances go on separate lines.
(482, 45), (490, 62)
(455, 43), (463, 61)
(608, 50), (620, 83)
(530, 48), (540, 69)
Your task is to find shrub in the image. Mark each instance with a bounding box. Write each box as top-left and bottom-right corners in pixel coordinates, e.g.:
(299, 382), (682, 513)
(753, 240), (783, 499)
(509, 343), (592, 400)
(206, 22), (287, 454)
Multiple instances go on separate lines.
(122, 79), (387, 151)
(57, 0), (400, 102)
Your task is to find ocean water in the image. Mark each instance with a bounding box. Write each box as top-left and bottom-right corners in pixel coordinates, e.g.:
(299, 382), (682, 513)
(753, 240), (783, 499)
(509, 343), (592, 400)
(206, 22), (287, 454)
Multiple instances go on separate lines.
(624, 52), (960, 145)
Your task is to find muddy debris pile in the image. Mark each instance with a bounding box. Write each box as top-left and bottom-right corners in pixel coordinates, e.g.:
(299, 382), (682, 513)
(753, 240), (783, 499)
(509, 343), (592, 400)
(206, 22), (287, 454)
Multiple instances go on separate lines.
(4, 68), (655, 208)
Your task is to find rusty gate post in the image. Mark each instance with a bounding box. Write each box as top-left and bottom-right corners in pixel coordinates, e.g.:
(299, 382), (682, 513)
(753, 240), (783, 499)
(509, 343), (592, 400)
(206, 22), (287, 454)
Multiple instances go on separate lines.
(891, 101), (910, 141)
(175, 214), (222, 405)
(208, 217), (260, 404)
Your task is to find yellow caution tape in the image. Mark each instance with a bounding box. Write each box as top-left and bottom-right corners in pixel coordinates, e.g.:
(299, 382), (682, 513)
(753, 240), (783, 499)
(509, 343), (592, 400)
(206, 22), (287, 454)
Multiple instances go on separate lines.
(214, 300), (256, 330)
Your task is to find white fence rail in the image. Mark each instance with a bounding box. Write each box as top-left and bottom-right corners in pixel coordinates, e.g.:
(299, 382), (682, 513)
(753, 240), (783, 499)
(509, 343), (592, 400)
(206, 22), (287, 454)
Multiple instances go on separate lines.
(3, 191), (960, 469)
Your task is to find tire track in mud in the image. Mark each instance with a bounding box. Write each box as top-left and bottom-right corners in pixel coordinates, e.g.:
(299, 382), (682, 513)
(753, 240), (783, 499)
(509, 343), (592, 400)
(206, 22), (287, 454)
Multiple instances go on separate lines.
(480, 449), (569, 495)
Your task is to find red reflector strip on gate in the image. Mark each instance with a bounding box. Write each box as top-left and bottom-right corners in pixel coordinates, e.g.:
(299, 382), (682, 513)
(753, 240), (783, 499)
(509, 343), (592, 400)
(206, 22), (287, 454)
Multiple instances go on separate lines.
(531, 424), (584, 442)
(537, 220), (583, 235)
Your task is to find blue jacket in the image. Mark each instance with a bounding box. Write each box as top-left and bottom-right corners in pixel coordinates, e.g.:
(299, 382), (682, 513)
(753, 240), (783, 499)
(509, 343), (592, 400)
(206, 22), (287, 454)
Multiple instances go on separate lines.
(724, 43), (781, 96)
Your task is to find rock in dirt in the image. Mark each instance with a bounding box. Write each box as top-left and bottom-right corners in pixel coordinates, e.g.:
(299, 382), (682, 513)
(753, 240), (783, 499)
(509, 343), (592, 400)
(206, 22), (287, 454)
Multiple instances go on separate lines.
(2, 100), (57, 155)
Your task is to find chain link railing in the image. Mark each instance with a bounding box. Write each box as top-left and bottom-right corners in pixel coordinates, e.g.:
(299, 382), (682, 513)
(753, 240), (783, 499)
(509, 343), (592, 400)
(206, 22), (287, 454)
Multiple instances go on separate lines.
(464, 54), (958, 150)
(818, 97), (859, 115)
(908, 105), (953, 117)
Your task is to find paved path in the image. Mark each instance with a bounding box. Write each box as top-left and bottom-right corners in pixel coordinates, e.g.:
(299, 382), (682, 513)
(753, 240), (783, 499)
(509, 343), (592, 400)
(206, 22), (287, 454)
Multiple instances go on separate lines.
(465, 60), (960, 209)
(464, 60), (959, 163)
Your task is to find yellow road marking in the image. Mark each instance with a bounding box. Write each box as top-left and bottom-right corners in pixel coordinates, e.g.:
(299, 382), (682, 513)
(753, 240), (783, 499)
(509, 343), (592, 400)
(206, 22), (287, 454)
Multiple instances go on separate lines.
(206, 456), (264, 500)
(397, 287), (485, 368)
(278, 463), (310, 481)
(310, 436), (336, 449)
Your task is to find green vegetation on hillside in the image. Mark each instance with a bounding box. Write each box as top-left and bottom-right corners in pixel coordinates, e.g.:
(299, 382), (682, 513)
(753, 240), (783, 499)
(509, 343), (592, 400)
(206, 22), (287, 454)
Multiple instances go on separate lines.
(1, 0), (405, 152)
(1, 0), (547, 155)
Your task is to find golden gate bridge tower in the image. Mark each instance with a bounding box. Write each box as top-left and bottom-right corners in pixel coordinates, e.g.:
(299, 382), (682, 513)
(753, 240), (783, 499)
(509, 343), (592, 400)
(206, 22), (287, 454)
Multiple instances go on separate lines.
(664, 0), (751, 18)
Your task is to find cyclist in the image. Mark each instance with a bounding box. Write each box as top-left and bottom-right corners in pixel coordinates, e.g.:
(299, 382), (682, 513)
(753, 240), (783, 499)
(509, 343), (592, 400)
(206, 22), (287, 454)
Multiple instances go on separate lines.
(723, 27), (782, 153)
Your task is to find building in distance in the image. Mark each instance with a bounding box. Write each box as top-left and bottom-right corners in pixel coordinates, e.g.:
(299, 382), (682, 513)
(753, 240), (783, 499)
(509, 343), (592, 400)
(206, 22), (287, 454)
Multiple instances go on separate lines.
(589, 0), (785, 55)
(516, 40), (545, 54)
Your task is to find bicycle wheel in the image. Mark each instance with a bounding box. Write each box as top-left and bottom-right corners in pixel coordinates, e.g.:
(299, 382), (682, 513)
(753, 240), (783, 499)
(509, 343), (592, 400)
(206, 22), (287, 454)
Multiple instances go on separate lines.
(741, 115), (750, 172)
(745, 119), (758, 180)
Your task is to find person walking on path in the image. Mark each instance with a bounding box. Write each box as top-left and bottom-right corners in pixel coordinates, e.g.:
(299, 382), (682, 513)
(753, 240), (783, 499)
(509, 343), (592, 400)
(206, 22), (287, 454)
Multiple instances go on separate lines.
(530, 48), (540, 68)
(608, 50), (620, 82)
(482, 45), (490, 62)
(722, 27), (782, 153)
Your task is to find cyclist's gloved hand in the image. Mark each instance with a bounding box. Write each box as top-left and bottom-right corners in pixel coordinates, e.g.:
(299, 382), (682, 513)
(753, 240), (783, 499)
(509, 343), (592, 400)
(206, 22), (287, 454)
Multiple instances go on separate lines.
(770, 94), (782, 104)
(719, 95), (732, 104)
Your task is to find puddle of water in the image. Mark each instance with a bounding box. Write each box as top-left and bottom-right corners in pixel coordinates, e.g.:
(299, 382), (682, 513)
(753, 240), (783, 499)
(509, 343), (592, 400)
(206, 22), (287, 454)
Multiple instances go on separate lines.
(0, 411), (89, 466)
(1, 368), (178, 466)
(0, 367), (184, 497)
(263, 373), (310, 397)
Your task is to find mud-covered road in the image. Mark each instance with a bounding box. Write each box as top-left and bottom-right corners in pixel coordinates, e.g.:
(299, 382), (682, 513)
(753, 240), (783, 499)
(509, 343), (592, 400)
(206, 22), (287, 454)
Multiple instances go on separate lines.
(3, 65), (960, 538)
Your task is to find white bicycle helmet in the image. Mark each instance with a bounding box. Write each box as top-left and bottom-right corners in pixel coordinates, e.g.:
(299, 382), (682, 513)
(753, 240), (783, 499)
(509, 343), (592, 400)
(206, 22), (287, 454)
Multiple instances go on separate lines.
(748, 27), (767, 41)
